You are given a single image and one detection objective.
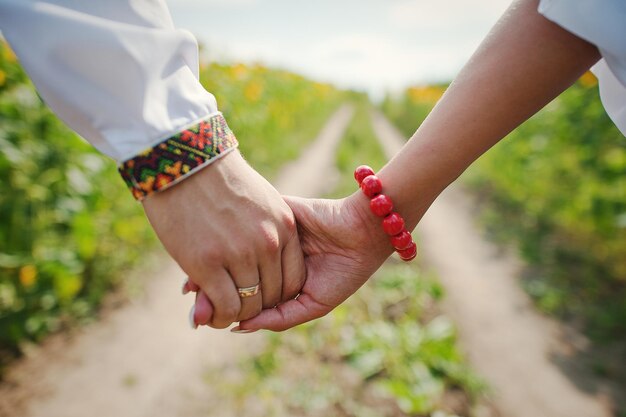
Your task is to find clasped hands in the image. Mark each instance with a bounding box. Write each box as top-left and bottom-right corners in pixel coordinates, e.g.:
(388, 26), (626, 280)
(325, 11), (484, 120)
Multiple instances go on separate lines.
(142, 150), (396, 332)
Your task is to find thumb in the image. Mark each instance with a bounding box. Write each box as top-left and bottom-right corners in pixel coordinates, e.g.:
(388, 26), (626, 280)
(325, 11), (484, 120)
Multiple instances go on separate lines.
(283, 195), (334, 245)
(236, 293), (331, 332)
(282, 195), (318, 226)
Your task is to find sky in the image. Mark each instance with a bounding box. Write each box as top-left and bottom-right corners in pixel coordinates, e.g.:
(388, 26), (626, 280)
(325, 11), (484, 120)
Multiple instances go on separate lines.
(168, 0), (513, 97)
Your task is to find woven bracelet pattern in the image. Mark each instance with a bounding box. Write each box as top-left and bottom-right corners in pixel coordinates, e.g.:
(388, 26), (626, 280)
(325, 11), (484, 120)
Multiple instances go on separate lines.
(118, 113), (239, 201)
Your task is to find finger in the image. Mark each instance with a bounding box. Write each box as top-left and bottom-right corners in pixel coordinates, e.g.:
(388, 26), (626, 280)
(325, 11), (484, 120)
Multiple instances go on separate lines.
(193, 291), (214, 326)
(188, 280), (200, 292)
(182, 278), (200, 295)
(280, 229), (306, 302)
(258, 252), (282, 309)
(228, 263), (262, 322)
(283, 195), (317, 229)
(194, 268), (241, 329)
(236, 293), (330, 332)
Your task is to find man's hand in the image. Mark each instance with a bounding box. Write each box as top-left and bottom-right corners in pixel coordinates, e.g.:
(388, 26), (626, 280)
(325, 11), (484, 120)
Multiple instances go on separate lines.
(143, 151), (305, 329)
(233, 193), (395, 332)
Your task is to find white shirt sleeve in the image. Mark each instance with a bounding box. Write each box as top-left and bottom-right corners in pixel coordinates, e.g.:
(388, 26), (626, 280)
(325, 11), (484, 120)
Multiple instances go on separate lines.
(538, 0), (626, 136)
(0, 0), (221, 163)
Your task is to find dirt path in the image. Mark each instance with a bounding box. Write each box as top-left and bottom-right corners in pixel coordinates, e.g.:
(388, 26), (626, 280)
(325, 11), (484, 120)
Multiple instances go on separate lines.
(370, 109), (613, 417)
(0, 105), (354, 417)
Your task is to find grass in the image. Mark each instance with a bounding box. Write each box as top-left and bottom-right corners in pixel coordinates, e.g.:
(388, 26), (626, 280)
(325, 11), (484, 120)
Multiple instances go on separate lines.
(329, 97), (388, 198)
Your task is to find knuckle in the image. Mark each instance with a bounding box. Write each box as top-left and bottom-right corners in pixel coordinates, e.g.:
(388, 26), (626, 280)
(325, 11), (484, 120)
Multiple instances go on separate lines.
(210, 302), (239, 329)
(282, 212), (297, 236)
(259, 228), (281, 255)
(210, 320), (230, 330)
(222, 303), (240, 323)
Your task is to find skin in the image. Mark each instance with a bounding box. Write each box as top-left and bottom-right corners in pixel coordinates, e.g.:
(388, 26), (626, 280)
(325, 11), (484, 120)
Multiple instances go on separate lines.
(192, 0), (602, 332)
(143, 150), (305, 329)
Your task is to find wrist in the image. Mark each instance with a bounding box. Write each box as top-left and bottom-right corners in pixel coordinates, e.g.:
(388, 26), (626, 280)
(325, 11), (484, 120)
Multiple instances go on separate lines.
(353, 167), (418, 261)
(119, 113), (239, 201)
(376, 164), (438, 231)
(344, 191), (395, 257)
(141, 149), (243, 205)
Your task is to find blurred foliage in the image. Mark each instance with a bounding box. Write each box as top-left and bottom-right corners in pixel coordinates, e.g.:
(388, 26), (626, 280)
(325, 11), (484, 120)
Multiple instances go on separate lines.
(0, 40), (343, 367)
(380, 85), (447, 138)
(200, 62), (344, 178)
(329, 96), (388, 198)
(382, 75), (626, 342)
(221, 265), (483, 417)
(0, 42), (156, 363)
(219, 109), (483, 417)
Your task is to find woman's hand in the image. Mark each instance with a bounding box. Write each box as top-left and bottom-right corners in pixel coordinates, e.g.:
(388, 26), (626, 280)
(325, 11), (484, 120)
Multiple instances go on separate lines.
(143, 151), (305, 329)
(233, 193), (395, 332)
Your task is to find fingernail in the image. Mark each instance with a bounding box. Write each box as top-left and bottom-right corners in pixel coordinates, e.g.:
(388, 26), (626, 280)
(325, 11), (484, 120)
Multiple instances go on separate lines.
(230, 327), (257, 334)
(188, 305), (197, 329)
(182, 279), (189, 295)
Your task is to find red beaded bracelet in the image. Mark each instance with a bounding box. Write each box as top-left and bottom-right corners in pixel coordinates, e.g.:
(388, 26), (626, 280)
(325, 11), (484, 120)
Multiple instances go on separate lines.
(354, 165), (417, 261)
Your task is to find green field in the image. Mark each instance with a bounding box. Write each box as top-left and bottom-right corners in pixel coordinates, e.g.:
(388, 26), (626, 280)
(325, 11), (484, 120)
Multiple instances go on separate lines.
(382, 75), (626, 343)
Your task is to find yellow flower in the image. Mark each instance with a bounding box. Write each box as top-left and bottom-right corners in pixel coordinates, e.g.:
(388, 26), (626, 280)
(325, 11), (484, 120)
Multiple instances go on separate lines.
(313, 82), (332, 97)
(408, 86), (445, 104)
(2, 43), (17, 63)
(244, 81), (264, 102)
(19, 265), (37, 288)
(579, 71), (597, 88)
(231, 63), (248, 80)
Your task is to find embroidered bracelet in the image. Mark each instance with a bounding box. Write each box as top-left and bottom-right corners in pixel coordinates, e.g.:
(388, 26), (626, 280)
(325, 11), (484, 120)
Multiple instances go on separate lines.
(354, 165), (418, 261)
(118, 113), (239, 201)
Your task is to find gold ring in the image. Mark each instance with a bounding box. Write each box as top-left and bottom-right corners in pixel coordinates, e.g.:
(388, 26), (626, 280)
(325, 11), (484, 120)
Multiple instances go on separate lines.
(237, 284), (260, 298)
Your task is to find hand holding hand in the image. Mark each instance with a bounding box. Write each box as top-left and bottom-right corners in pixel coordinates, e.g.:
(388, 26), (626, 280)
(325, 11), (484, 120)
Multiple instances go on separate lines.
(234, 193), (395, 332)
(143, 151), (305, 329)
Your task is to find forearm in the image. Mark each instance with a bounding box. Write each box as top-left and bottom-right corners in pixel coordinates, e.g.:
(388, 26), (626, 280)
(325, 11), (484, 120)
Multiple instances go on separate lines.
(376, 0), (600, 228)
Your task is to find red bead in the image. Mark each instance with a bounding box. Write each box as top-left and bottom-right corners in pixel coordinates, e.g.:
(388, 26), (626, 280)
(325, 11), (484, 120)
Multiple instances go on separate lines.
(354, 165), (375, 185)
(360, 175), (382, 198)
(370, 194), (393, 217)
(382, 212), (405, 236)
(398, 242), (417, 261)
(390, 230), (412, 250)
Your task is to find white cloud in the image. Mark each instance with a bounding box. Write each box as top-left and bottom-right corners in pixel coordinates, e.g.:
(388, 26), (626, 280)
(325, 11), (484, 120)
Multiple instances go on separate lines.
(205, 33), (476, 98)
(388, 0), (511, 32)
(174, 0), (514, 96)
(303, 34), (474, 96)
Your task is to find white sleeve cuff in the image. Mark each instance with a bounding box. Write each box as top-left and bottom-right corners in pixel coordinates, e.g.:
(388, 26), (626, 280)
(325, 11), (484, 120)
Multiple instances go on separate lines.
(0, 0), (220, 162)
